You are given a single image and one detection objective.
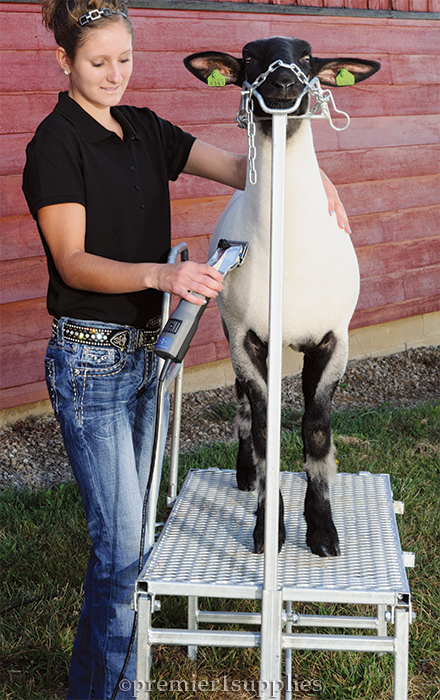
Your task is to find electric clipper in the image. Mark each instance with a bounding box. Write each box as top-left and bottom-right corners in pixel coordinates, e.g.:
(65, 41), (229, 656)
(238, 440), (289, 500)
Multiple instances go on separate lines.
(154, 239), (248, 363)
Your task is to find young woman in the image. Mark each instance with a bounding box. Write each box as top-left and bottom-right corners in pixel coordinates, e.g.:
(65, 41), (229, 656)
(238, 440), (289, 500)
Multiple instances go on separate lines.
(22, 2), (350, 697)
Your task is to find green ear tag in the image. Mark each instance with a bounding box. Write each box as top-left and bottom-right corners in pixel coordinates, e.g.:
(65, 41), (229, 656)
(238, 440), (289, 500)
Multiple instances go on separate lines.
(207, 69), (226, 87)
(336, 68), (355, 86)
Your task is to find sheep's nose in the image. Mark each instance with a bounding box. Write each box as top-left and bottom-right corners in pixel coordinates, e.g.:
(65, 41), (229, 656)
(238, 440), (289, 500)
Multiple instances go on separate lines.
(273, 79), (295, 90)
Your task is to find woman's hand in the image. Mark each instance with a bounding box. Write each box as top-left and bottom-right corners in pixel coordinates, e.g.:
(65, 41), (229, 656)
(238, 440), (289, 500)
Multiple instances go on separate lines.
(151, 260), (223, 305)
(319, 169), (351, 233)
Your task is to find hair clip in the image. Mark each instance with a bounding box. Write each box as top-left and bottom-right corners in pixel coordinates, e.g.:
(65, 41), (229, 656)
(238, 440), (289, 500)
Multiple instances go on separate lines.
(78, 8), (127, 26)
(59, 7), (127, 46)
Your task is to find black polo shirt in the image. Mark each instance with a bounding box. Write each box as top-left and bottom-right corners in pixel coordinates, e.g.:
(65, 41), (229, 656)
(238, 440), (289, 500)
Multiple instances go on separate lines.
(22, 92), (196, 328)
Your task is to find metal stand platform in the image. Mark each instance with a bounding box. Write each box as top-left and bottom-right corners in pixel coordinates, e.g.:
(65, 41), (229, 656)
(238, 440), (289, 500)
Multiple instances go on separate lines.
(135, 468), (413, 699)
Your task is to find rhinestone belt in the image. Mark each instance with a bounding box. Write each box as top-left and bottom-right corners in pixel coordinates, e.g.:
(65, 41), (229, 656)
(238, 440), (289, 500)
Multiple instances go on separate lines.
(52, 317), (161, 352)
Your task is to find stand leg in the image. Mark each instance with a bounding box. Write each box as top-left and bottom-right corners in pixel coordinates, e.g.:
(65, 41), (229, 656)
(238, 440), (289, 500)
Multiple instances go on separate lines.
(393, 607), (409, 700)
(260, 589), (283, 699)
(377, 604), (388, 638)
(285, 601), (292, 700)
(136, 593), (152, 700)
(188, 595), (198, 660)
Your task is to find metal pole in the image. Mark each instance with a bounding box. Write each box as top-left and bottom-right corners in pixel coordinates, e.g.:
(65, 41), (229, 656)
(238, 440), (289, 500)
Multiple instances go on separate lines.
(259, 112), (287, 700)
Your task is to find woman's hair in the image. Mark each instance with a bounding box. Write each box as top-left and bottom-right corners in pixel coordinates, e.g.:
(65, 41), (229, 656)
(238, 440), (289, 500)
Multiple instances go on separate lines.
(41, 0), (132, 60)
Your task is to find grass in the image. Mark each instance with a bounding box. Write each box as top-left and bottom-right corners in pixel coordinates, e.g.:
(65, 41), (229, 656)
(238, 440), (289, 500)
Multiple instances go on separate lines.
(1, 402), (439, 699)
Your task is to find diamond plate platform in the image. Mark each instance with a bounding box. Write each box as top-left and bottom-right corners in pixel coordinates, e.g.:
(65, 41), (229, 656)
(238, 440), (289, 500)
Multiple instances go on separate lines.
(138, 469), (409, 605)
(136, 469), (412, 700)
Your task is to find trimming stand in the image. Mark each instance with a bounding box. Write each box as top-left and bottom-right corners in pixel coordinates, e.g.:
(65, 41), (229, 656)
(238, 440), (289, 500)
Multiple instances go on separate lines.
(135, 113), (414, 699)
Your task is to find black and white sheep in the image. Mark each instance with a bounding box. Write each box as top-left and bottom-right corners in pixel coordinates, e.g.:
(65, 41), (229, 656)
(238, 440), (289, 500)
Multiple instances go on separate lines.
(184, 37), (380, 557)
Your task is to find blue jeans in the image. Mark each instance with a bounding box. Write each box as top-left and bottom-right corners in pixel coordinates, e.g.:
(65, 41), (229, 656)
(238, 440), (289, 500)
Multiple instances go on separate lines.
(45, 317), (168, 700)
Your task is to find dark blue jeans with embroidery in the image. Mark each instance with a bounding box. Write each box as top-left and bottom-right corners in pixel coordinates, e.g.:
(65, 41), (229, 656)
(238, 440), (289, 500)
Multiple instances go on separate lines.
(45, 317), (168, 700)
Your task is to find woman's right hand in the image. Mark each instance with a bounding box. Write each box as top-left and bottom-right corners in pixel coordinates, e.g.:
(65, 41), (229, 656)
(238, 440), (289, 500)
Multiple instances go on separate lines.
(151, 260), (223, 305)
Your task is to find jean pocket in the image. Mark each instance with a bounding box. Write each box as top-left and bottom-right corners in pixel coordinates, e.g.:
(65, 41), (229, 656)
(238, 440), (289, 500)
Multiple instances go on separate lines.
(73, 345), (125, 377)
(44, 356), (59, 416)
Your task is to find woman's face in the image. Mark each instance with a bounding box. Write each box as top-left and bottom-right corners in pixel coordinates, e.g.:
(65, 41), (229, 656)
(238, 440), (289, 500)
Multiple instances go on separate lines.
(65, 21), (133, 117)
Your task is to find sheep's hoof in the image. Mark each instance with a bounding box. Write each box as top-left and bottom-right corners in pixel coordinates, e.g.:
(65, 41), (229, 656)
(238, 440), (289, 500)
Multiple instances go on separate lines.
(236, 464), (256, 491)
(306, 529), (341, 557)
(310, 541), (341, 558)
(237, 474), (256, 492)
(253, 522), (286, 554)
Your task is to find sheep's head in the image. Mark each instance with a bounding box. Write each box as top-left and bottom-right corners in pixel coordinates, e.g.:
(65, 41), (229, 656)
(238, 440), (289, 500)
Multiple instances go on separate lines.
(184, 36), (380, 120)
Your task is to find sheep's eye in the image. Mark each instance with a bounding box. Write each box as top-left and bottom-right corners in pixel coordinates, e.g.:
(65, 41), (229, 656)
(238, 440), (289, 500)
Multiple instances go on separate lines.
(302, 55), (311, 63)
(244, 54), (253, 64)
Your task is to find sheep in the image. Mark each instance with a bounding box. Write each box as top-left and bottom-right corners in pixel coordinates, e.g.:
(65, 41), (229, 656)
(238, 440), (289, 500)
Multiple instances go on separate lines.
(184, 37), (380, 557)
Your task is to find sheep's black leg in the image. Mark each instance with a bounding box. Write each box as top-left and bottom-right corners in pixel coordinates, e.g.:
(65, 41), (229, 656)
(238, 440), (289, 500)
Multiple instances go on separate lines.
(230, 329), (286, 553)
(254, 487), (286, 554)
(235, 378), (256, 491)
(301, 331), (347, 557)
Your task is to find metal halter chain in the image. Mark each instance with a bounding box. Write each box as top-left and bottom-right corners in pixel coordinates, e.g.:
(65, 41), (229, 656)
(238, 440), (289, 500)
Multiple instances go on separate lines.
(235, 60), (351, 185)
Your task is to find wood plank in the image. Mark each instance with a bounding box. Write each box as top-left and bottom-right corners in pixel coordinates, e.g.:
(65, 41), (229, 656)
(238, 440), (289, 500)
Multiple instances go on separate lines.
(356, 263), (440, 311)
(0, 93), (59, 135)
(171, 234), (212, 261)
(350, 206), (440, 247)
(185, 341), (218, 369)
(317, 144), (440, 184)
(393, 0), (410, 10)
(0, 51), (65, 94)
(0, 382), (49, 412)
(0, 174), (30, 218)
(351, 294), (440, 330)
(337, 114), (440, 150)
(356, 272), (406, 310)
(0, 8), (57, 51)
(390, 53), (440, 85)
(0, 338), (47, 390)
(338, 175), (440, 217)
(0, 298), (50, 347)
(0, 257), (48, 304)
(186, 305), (225, 348)
(170, 196), (232, 241)
(129, 13), (440, 56)
(319, 84), (440, 119)
(0, 215), (43, 261)
(356, 236), (440, 278)
(0, 134), (33, 176)
(403, 264), (440, 299)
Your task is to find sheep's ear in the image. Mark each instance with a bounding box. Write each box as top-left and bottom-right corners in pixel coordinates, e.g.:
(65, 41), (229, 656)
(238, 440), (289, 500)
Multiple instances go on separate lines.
(310, 58), (380, 86)
(184, 51), (243, 85)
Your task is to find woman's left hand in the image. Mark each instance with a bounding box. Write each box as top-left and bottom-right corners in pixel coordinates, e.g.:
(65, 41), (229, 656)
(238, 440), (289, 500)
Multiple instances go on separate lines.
(320, 169), (351, 234)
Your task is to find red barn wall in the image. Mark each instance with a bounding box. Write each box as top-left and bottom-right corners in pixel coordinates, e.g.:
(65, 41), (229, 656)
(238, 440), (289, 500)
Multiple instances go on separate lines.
(0, 2), (439, 412)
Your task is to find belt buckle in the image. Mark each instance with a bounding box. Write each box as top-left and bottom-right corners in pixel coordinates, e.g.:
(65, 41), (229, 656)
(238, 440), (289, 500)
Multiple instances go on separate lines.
(109, 330), (129, 349)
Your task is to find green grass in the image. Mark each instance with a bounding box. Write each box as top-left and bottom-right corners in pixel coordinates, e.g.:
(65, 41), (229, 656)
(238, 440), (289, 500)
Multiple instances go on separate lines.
(1, 403), (439, 699)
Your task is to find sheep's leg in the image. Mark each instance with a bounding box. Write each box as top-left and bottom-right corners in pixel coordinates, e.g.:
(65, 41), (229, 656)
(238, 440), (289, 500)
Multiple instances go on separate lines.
(254, 486), (286, 554)
(301, 331), (347, 557)
(235, 378), (257, 491)
(230, 328), (286, 553)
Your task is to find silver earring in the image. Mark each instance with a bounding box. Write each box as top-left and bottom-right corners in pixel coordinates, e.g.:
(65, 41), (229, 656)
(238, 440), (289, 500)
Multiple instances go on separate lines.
(64, 69), (70, 75)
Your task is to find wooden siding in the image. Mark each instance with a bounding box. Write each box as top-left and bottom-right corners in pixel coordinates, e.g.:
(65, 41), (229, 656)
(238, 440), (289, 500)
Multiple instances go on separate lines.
(0, 3), (439, 410)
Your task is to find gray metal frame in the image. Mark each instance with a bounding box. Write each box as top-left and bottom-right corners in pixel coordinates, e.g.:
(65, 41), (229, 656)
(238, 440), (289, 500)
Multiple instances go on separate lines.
(135, 469), (413, 699)
(135, 114), (413, 699)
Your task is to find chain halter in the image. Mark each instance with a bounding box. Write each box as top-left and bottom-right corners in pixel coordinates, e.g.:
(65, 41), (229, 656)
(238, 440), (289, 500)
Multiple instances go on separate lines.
(235, 60), (351, 185)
